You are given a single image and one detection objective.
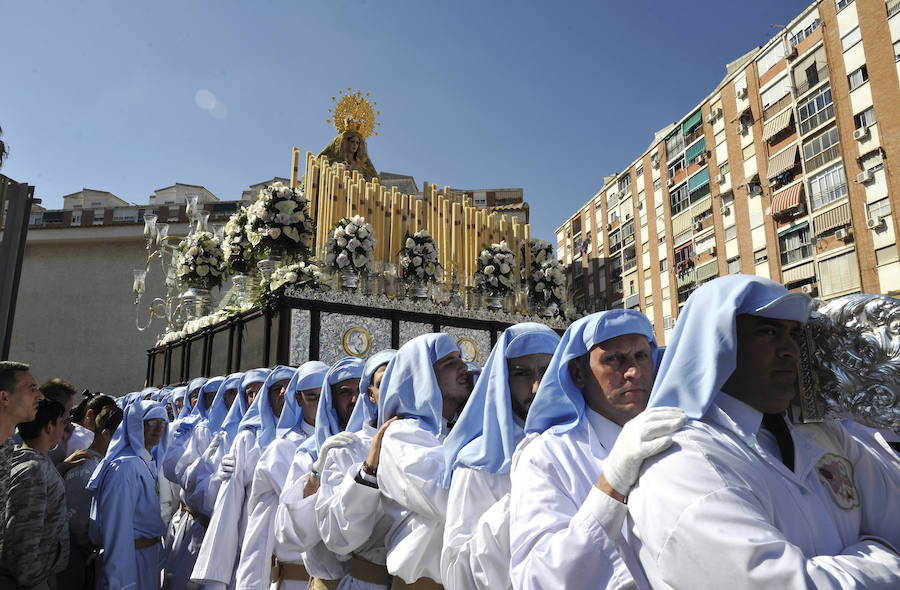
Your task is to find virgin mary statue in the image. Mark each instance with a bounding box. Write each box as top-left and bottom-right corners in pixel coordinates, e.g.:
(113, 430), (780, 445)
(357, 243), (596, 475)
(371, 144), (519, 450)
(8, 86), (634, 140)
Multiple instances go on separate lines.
(319, 89), (379, 181)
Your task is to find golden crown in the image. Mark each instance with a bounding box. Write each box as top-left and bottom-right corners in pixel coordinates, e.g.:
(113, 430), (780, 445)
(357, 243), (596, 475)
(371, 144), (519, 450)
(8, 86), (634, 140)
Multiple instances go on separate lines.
(326, 88), (381, 139)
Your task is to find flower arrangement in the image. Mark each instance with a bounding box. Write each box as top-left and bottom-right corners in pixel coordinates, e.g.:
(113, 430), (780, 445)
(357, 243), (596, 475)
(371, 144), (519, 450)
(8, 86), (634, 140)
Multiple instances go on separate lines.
(222, 207), (255, 274)
(174, 231), (226, 290)
(245, 181), (314, 258)
(325, 215), (376, 273)
(530, 258), (566, 309)
(399, 230), (442, 284)
(475, 241), (516, 297)
(259, 261), (326, 312)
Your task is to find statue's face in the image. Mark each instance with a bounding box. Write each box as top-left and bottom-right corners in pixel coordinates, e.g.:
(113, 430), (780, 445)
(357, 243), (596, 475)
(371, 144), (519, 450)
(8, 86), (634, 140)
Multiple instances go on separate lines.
(801, 294), (900, 430)
(345, 134), (360, 154)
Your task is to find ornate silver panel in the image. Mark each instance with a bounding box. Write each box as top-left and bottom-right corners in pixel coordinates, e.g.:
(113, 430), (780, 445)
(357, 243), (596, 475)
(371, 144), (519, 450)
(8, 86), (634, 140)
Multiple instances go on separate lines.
(796, 293), (900, 430)
(441, 326), (492, 366)
(289, 309), (311, 366)
(399, 321), (433, 345)
(319, 312), (391, 364)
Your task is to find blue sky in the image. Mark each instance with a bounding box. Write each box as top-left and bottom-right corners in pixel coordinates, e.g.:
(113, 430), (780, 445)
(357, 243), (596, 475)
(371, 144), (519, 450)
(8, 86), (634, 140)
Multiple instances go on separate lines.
(1, 0), (812, 244)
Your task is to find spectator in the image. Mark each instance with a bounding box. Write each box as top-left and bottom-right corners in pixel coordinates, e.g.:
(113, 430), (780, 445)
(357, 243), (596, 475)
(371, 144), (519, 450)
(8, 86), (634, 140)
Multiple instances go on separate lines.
(58, 405), (123, 590)
(68, 392), (115, 453)
(1, 397), (70, 589)
(39, 379), (78, 466)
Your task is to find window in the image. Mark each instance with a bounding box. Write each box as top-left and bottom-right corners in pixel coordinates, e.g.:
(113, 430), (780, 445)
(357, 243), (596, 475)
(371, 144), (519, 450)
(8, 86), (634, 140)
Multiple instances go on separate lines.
(804, 64), (820, 88)
(609, 209), (619, 224)
(715, 129), (726, 146)
(742, 143), (755, 161)
(818, 251), (860, 296)
(876, 246), (899, 266)
(654, 178), (661, 191)
(836, 0), (853, 11)
(667, 156), (685, 179)
(674, 243), (694, 266)
(666, 133), (685, 158)
(754, 247), (769, 264)
(727, 257), (741, 274)
(659, 258), (668, 272)
(636, 166), (644, 178)
(661, 286), (670, 301)
(841, 26), (861, 51)
(724, 225), (738, 241)
(779, 224), (813, 266)
(854, 107), (876, 129)
(808, 162), (848, 210)
(803, 126), (840, 167)
(798, 85), (834, 134)
(790, 19), (820, 47)
(894, 40), (900, 61)
(670, 183), (690, 215)
(607, 191), (620, 209)
(868, 197), (891, 220)
(848, 65), (869, 90)
(760, 75), (791, 109)
(718, 161), (730, 176)
(619, 175), (632, 194)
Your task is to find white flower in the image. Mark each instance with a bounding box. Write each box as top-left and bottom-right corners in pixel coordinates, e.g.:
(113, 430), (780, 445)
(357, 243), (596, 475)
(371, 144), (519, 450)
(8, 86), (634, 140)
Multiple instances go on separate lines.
(337, 237), (347, 248)
(285, 271), (298, 283)
(480, 253), (490, 264)
(345, 224), (357, 235)
(275, 200), (297, 215)
(196, 264), (209, 277)
(484, 265), (495, 275)
(336, 252), (349, 267)
(269, 227), (281, 239)
(412, 256), (423, 267)
(499, 263), (510, 274)
(347, 238), (361, 250)
(335, 227), (346, 238)
(326, 253), (336, 265)
(357, 227), (369, 239)
(283, 226), (300, 242)
(406, 237), (416, 249)
(352, 253), (367, 268)
(188, 246), (200, 257)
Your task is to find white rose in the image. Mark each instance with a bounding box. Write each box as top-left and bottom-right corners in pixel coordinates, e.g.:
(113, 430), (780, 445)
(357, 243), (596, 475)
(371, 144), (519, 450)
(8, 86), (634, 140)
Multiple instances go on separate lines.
(337, 237), (347, 248)
(357, 227), (369, 239)
(269, 227), (281, 239)
(352, 253), (367, 268)
(335, 227), (346, 238)
(283, 226), (300, 242)
(285, 272), (298, 283)
(247, 231), (261, 246)
(348, 238), (361, 250)
(336, 252), (349, 267)
(345, 224), (357, 235)
(196, 264), (209, 277)
(412, 256), (423, 267)
(484, 265), (495, 275)
(326, 253), (336, 265)
(500, 263), (510, 274)
(406, 237), (415, 249)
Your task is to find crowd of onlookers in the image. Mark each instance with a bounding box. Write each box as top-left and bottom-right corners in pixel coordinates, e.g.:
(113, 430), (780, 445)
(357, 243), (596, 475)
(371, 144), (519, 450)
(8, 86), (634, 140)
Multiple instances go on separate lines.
(0, 363), (124, 590)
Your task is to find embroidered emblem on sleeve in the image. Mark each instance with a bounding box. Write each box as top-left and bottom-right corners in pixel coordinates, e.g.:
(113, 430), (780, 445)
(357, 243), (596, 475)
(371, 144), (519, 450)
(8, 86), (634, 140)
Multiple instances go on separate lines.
(814, 453), (860, 511)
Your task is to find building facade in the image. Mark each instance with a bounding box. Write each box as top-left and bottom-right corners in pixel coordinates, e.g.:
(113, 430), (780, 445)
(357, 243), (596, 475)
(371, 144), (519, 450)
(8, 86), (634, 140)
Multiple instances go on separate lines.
(557, 0), (900, 344)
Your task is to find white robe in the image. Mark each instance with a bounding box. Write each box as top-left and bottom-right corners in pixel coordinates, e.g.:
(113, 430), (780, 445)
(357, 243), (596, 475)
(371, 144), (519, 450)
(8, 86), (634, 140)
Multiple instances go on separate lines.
(315, 422), (391, 590)
(628, 394), (900, 589)
(235, 425), (314, 590)
(376, 419), (450, 584)
(509, 410), (643, 590)
(191, 428), (263, 589)
(275, 447), (349, 584)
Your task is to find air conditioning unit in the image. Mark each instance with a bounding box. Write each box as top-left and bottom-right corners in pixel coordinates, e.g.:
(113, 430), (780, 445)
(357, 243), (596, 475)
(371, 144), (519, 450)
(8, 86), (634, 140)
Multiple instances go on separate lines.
(637, 201), (644, 210)
(720, 205), (731, 215)
(736, 123), (746, 134)
(606, 223), (612, 230)
(707, 246), (717, 256)
(667, 178), (675, 188)
(692, 221), (703, 231)
(714, 107), (723, 119)
(853, 126), (869, 140)
(736, 87), (748, 99)
(834, 228), (852, 241)
(866, 216), (884, 230)
(801, 284), (815, 295)
(651, 155), (660, 168)
(716, 173), (726, 184)
(857, 169), (874, 184)
(705, 113), (715, 123)
(786, 47), (798, 60)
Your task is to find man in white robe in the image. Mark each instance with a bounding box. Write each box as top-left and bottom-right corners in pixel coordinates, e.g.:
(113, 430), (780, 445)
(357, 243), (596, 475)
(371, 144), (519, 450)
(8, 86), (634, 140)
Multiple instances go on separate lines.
(509, 310), (686, 590)
(191, 365), (295, 589)
(314, 349), (397, 590)
(628, 274), (900, 589)
(441, 323), (559, 590)
(234, 360), (330, 589)
(88, 400), (169, 590)
(369, 333), (472, 587)
(273, 357), (365, 589)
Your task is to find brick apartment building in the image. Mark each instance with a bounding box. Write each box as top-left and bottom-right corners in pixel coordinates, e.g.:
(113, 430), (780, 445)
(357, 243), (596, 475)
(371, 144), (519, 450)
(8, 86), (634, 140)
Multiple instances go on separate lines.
(556, 0), (900, 344)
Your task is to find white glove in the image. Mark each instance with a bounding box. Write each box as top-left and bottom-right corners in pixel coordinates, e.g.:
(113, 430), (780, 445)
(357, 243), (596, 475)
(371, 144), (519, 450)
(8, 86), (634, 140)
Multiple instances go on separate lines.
(603, 407), (687, 495)
(312, 432), (359, 475)
(220, 455), (236, 478)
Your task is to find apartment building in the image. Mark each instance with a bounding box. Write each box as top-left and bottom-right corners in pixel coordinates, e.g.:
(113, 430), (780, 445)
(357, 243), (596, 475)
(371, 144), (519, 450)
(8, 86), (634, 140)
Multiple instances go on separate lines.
(557, 0), (900, 344)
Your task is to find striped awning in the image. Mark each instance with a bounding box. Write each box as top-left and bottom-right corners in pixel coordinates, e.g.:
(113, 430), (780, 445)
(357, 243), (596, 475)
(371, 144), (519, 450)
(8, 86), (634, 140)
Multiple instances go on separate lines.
(762, 109), (795, 141)
(771, 182), (803, 214)
(697, 261), (719, 281)
(813, 202), (851, 235)
(767, 144), (799, 179)
(783, 261), (815, 283)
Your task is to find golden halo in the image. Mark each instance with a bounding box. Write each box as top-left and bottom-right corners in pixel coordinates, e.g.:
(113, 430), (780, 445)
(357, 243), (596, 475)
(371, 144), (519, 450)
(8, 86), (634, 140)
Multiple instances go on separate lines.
(326, 88), (381, 139)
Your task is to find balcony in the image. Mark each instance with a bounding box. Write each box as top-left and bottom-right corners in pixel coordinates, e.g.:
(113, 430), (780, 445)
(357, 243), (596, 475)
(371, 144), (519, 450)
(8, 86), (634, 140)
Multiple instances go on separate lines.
(623, 257), (638, 272)
(799, 104), (834, 135)
(684, 127), (704, 146)
(794, 67), (829, 98)
(804, 144), (841, 173)
(780, 244), (813, 266)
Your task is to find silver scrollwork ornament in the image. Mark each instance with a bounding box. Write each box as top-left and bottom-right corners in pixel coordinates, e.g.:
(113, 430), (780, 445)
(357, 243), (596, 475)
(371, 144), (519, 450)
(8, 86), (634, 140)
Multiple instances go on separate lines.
(795, 293), (900, 431)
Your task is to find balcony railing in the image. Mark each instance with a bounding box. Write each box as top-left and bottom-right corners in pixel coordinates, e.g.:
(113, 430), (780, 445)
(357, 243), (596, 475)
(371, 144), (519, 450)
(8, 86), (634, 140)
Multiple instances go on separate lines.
(684, 127), (704, 145)
(810, 182), (848, 211)
(794, 67), (829, 98)
(623, 257), (637, 272)
(804, 144), (841, 173)
(800, 104), (834, 135)
(763, 94), (793, 121)
(781, 244), (813, 266)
